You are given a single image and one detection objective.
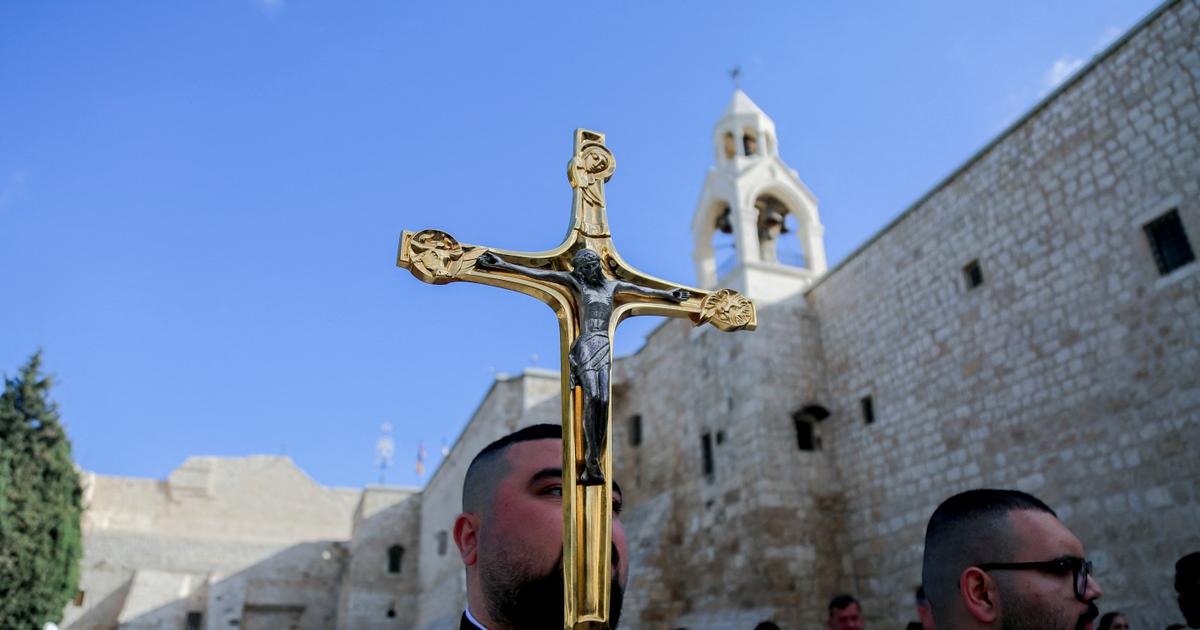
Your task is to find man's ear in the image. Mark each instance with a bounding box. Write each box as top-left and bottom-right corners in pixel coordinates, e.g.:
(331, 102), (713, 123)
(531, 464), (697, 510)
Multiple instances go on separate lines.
(453, 512), (480, 566)
(961, 567), (1001, 624)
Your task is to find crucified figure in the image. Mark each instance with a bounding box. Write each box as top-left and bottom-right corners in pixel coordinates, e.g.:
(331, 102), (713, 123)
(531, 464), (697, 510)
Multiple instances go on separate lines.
(477, 248), (690, 485)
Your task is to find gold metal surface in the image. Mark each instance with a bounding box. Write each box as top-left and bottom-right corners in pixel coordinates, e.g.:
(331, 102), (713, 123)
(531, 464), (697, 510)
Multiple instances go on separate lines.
(397, 129), (756, 630)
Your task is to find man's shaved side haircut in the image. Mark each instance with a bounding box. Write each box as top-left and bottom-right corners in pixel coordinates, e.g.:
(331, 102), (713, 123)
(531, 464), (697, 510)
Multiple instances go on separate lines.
(921, 489), (1056, 620)
(462, 423), (562, 513)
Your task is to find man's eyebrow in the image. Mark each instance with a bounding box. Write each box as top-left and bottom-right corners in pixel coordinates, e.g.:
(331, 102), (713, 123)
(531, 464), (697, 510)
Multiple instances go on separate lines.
(529, 467), (562, 484)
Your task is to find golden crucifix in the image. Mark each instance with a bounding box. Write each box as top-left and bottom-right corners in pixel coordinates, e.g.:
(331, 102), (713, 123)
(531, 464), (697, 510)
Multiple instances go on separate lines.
(397, 129), (756, 629)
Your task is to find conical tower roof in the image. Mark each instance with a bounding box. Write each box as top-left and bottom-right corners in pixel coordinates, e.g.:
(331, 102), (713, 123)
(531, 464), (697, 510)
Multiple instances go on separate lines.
(722, 89), (768, 119)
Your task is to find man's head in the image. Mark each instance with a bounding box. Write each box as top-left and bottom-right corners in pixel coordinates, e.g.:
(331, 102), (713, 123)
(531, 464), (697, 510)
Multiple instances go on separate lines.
(916, 585), (935, 630)
(828, 594), (865, 630)
(1177, 551), (1200, 628)
(571, 249), (605, 286)
(921, 489), (1103, 630)
(454, 424), (628, 630)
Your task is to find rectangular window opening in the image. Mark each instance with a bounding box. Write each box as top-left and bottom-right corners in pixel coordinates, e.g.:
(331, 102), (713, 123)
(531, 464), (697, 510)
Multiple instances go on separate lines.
(629, 414), (642, 447)
(436, 531), (448, 556)
(73, 590), (86, 607)
(861, 396), (875, 425)
(701, 432), (715, 479)
(185, 612), (203, 630)
(963, 259), (984, 289)
(1143, 209), (1196, 276)
(794, 417), (817, 451)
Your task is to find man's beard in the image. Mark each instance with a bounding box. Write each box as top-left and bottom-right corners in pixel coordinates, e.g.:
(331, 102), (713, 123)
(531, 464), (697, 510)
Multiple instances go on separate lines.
(999, 595), (1098, 630)
(483, 549), (624, 630)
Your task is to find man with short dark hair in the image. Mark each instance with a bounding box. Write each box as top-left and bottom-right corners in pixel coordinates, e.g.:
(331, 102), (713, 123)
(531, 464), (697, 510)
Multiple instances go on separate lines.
(921, 489), (1103, 630)
(452, 424), (628, 630)
(827, 594), (865, 630)
(1177, 551), (1200, 628)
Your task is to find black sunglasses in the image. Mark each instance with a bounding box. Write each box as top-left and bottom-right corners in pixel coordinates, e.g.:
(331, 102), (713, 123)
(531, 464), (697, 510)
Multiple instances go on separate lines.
(977, 556), (1093, 601)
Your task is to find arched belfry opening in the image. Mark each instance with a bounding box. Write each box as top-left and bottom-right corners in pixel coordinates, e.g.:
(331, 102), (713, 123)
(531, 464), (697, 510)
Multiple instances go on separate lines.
(742, 127), (759, 156)
(691, 89), (828, 302)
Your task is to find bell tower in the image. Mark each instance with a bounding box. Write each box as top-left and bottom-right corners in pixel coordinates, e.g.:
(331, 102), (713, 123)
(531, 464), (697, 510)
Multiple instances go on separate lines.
(691, 90), (827, 304)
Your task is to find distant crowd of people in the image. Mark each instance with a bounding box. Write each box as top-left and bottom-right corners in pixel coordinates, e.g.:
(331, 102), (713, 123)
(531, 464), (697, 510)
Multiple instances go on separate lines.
(449, 424), (1200, 630)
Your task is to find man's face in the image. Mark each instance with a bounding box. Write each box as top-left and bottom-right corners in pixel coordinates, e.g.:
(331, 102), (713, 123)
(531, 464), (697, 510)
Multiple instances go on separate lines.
(828, 602), (865, 630)
(997, 510), (1103, 630)
(477, 438), (628, 629)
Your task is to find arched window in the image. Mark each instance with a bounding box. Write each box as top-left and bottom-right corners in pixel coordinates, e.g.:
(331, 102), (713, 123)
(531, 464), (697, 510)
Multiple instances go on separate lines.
(743, 129), (758, 156)
(387, 545), (404, 574)
(723, 131), (736, 159)
(792, 404), (830, 452)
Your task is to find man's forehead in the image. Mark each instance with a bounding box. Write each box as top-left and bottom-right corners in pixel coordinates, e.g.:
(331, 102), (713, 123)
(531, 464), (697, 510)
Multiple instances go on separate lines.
(504, 438), (562, 471)
(1008, 509), (1084, 558)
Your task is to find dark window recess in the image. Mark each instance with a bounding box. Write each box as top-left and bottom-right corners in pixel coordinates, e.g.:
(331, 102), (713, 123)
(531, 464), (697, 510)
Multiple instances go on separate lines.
(185, 612), (203, 630)
(701, 432), (715, 478)
(716, 430), (726, 445)
(387, 545), (404, 574)
(793, 415), (819, 451)
(1143, 209), (1196, 276)
(963, 259), (984, 289)
(435, 531), (448, 556)
(73, 590), (86, 607)
(387, 607), (397, 619)
(629, 415), (643, 447)
(743, 132), (758, 156)
(861, 396), (875, 425)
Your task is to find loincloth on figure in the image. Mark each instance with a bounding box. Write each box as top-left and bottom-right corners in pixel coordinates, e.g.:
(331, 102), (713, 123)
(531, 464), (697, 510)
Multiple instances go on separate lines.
(568, 332), (610, 389)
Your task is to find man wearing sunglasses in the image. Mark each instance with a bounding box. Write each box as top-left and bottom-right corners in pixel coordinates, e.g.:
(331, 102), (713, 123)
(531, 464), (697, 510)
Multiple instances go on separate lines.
(921, 489), (1104, 630)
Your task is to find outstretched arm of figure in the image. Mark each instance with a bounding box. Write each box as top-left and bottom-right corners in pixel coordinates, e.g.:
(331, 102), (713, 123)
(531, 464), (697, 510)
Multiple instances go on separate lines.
(614, 281), (690, 302)
(476, 251), (575, 287)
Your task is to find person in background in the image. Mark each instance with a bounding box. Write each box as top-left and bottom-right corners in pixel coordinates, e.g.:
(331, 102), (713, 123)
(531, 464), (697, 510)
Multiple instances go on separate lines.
(1098, 611), (1130, 630)
(1178, 552), (1200, 629)
(915, 585), (935, 630)
(920, 489), (1103, 630)
(827, 594), (866, 630)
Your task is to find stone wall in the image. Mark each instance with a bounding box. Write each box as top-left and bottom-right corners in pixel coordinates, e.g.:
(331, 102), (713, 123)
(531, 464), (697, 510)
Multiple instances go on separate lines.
(807, 0), (1200, 626)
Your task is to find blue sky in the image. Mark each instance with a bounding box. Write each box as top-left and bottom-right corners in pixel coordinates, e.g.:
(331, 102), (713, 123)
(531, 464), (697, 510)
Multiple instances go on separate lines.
(0, 1), (1161, 489)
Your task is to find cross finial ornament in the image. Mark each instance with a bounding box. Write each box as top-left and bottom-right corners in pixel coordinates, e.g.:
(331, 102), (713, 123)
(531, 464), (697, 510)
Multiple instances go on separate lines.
(729, 65), (742, 89)
(398, 129), (756, 629)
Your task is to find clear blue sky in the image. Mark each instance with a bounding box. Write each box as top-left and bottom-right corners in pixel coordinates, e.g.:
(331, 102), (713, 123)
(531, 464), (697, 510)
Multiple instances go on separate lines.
(0, 1), (1161, 489)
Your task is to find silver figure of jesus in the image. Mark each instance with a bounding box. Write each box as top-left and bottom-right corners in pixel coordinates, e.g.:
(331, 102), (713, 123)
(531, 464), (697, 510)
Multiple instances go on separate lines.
(477, 248), (690, 485)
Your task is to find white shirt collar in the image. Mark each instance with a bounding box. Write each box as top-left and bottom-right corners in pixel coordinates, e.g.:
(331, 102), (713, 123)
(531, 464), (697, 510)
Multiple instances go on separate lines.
(464, 606), (487, 630)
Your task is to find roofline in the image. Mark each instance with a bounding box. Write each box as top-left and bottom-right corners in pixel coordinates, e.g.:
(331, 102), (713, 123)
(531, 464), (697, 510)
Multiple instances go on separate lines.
(805, 0), (1181, 294)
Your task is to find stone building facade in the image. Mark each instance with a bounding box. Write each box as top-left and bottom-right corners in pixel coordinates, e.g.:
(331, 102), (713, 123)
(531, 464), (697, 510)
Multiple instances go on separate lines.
(65, 0), (1199, 627)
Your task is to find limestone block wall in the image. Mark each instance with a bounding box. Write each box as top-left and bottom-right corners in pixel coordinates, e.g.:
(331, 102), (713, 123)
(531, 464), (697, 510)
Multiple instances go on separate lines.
(612, 295), (844, 628)
(65, 457), (369, 630)
(807, 1), (1200, 626)
(337, 488), (422, 630)
(414, 369), (561, 630)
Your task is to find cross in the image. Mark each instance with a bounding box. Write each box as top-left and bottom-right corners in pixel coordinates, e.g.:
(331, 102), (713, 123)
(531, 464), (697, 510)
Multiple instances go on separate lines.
(397, 129), (756, 629)
(729, 65), (742, 89)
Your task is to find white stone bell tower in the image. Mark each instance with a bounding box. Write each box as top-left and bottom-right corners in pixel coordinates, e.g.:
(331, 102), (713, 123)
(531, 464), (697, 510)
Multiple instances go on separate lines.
(691, 90), (827, 304)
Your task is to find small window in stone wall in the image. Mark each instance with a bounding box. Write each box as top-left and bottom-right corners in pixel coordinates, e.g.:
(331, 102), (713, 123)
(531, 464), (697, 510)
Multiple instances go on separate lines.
(387, 544), (405, 574)
(793, 415), (820, 451)
(185, 612), (203, 630)
(436, 531), (448, 556)
(701, 432), (715, 479)
(72, 590), (85, 607)
(1143, 209), (1196, 276)
(963, 259), (984, 289)
(629, 414), (643, 447)
(861, 396), (875, 425)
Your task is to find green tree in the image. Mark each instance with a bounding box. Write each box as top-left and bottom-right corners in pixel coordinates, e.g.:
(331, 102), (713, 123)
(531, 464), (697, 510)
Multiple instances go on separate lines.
(0, 352), (83, 627)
